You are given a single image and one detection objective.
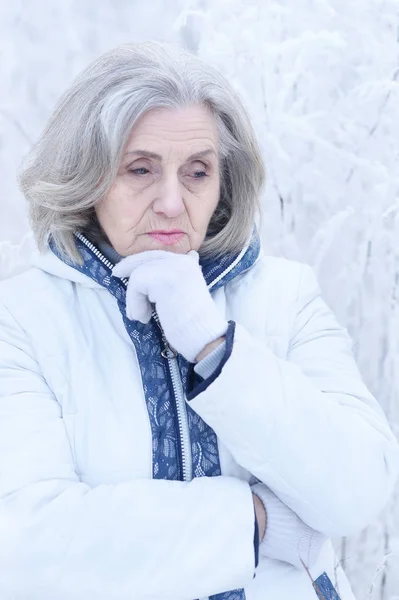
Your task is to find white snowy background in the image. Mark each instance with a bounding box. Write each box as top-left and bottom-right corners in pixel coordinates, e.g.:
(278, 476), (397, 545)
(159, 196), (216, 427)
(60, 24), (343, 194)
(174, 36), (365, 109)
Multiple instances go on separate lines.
(1, 0), (399, 597)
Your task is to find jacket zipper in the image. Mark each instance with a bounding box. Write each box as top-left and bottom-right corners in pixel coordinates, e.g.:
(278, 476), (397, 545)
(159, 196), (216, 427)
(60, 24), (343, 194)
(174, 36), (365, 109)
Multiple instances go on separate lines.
(151, 310), (193, 482)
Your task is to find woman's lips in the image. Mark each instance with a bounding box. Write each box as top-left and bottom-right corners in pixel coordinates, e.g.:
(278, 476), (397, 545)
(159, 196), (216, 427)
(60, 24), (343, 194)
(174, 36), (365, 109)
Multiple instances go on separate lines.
(148, 232), (185, 245)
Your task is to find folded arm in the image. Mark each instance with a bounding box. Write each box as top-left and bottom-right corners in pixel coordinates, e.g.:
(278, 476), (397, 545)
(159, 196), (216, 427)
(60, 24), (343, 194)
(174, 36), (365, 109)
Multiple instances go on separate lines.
(0, 300), (256, 599)
(195, 336), (327, 569)
(188, 264), (399, 537)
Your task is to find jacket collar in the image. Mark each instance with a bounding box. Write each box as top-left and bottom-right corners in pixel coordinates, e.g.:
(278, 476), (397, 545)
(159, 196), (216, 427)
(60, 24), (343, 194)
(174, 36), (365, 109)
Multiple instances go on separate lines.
(93, 231), (262, 292)
(200, 230), (261, 292)
(34, 228), (261, 292)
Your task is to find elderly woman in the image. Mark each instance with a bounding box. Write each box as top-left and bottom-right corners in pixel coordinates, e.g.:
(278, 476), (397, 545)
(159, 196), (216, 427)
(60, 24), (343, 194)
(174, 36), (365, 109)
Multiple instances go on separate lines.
(0, 42), (398, 600)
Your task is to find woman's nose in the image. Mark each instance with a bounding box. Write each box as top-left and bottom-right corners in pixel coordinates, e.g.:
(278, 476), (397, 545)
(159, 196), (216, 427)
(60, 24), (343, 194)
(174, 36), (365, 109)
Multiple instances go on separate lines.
(152, 177), (185, 218)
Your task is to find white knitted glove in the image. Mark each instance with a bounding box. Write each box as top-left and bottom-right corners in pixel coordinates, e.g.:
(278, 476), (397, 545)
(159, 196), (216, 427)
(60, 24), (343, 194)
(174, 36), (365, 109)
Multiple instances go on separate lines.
(112, 250), (228, 363)
(251, 483), (327, 569)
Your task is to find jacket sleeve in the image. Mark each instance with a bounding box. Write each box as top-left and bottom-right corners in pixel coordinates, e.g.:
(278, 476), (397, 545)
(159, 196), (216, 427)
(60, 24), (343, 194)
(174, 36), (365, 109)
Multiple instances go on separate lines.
(195, 343), (325, 570)
(187, 264), (399, 538)
(0, 300), (256, 599)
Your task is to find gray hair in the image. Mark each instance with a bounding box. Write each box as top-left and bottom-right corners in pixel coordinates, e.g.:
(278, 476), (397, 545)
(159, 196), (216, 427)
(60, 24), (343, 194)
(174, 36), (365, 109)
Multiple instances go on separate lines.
(19, 41), (266, 264)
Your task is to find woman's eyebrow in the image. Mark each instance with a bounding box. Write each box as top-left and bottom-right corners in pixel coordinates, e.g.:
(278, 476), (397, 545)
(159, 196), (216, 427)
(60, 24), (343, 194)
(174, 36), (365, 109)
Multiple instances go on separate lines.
(124, 148), (217, 161)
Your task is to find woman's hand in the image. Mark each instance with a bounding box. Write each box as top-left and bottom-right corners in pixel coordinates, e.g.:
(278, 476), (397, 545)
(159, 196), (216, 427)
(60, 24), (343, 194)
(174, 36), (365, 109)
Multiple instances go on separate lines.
(253, 493), (267, 542)
(112, 250), (228, 363)
(195, 335), (226, 362)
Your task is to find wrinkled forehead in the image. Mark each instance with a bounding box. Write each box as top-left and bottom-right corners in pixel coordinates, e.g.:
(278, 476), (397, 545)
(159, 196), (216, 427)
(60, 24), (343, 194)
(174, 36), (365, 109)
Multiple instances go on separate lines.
(123, 105), (220, 163)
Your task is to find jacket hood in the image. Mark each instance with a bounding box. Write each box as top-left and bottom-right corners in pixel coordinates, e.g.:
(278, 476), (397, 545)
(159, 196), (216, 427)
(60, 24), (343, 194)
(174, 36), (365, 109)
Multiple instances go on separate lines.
(30, 245), (102, 288)
(31, 228), (262, 292)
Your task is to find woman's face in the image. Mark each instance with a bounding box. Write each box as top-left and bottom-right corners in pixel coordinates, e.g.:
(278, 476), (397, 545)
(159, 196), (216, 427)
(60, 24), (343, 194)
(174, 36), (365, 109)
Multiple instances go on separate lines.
(95, 104), (221, 256)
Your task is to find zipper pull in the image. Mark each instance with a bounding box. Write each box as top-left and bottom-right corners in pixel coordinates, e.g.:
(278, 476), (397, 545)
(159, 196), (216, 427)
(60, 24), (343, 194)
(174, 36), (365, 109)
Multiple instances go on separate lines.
(161, 343), (178, 359)
(153, 307), (178, 359)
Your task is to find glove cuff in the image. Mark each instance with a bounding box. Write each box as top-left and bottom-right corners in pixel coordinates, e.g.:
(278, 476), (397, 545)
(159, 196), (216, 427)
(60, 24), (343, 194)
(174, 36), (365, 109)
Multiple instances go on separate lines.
(251, 483), (327, 570)
(174, 309), (228, 363)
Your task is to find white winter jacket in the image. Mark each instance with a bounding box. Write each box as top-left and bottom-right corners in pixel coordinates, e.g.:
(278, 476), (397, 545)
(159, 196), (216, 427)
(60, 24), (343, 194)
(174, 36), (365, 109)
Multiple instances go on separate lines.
(0, 231), (398, 600)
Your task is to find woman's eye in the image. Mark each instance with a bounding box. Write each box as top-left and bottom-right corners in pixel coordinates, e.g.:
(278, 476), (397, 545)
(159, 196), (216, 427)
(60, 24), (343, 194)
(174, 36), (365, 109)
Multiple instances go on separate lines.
(130, 167), (149, 175)
(187, 164), (209, 179)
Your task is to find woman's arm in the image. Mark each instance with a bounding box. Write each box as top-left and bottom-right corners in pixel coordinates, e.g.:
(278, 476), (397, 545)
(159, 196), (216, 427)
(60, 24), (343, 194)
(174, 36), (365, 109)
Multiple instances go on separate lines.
(0, 300), (257, 599)
(187, 263), (399, 538)
(195, 339), (327, 570)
